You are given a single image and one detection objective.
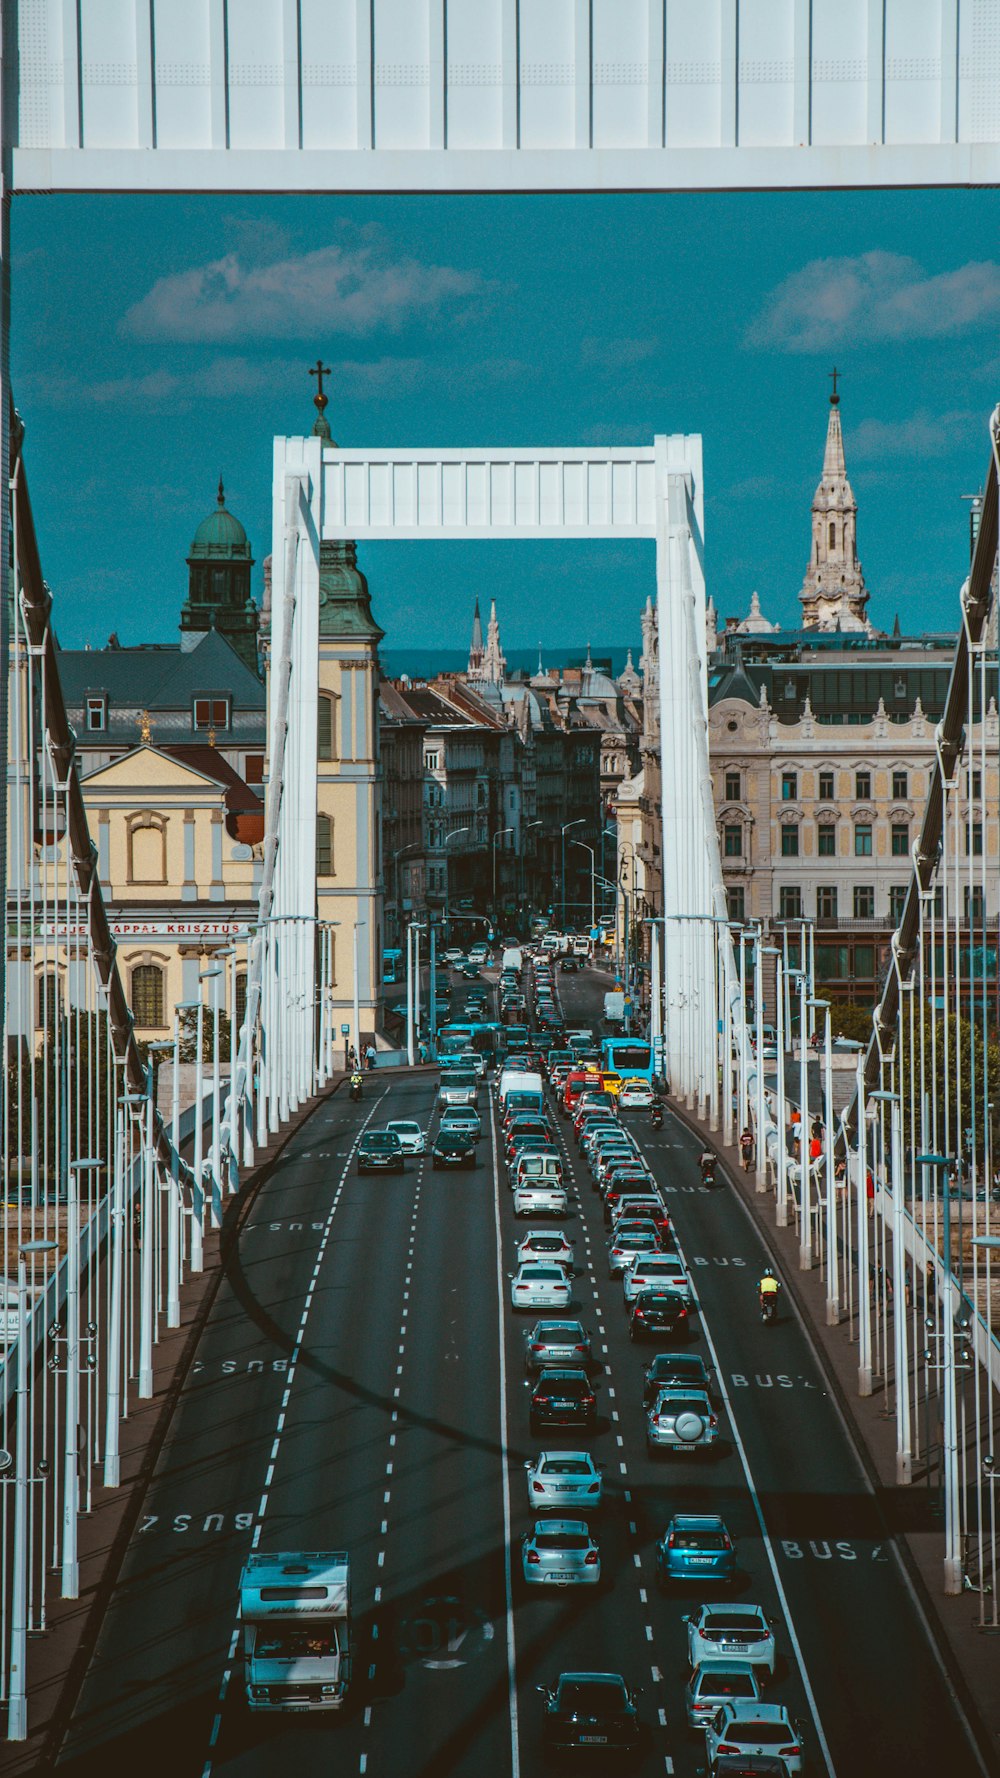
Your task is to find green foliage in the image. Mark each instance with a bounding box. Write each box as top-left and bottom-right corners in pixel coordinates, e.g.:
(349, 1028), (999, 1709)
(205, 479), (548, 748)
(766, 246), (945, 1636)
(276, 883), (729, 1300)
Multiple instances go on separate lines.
(896, 1008), (1000, 1147)
(177, 1006), (233, 1064)
(830, 1003), (875, 1044)
(5, 1014), (114, 1177)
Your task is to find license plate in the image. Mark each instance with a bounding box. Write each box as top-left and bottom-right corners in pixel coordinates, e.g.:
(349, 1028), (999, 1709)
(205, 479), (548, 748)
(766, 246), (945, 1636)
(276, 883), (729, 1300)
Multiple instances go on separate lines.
(579, 1735), (607, 1745)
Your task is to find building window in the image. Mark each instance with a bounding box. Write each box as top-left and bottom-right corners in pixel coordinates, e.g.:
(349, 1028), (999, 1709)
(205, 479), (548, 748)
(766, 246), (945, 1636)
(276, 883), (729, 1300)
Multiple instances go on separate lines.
(424, 750), (440, 771)
(193, 697), (230, 732)
(854, 823), (872, 856)
(726, 886), (745, 922)
(723, 824), (743, 858)
(317, 695), (336, 762)
(37, 971), (62, 1028)
(854, 943), (876, 978)
(855, 770), (871, 800)
(316, 814), (333, 876)
(127, 814), (167, 884)
(780, 825), (799, 857)
(724, 769), (742, 802)
(971, 770), (982, 799)
(854, 885), (875, 918)
(889, 885), (907, 923)
(817, 887), (838, 919)
(892, 769), (908, 799)
(244, 754), (264, 784)
(131, 964), (164, 1028)
(966, 884), (985, 921)
(817, 823), (836, 857)
(966, 822), (983, 856)
(781, 771), (797, 802)
(235, 972), (248, 1030)
(891, 822), (909, 856)
(828, 521), (836, 548)
(818, 769), (835, 801)
(779, 886), (803, 920)
(86, 696), (107, 732)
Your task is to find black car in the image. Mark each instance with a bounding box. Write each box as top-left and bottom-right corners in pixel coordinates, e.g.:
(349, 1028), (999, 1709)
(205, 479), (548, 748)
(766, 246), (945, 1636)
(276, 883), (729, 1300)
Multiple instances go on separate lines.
(712, 1762), (793, 1777)
(559, 955), (579, 973)
(431, 1131), (477, 1170)
(529, 1367), (597, 1433)
(357, 1131), (404, 1174)
(538, 1672), (642, 1756)
(628, 1289), (690, 1343)
(642, 1351), (715, 1408)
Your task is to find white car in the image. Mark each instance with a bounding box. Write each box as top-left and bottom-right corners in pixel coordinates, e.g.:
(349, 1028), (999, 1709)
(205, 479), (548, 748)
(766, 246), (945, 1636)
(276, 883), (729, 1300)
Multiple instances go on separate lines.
(442, 946), (464, 963)
(468, 943), (490, 964)
(525, 1450), (603, 1511)
(684, 1603), (776, 1678)
(385, 1119), (425, 1155)
(704, 1701), (805, 1773)
(618, 1078), (653, 1108)
(623, 1254), (690, 1305)
(509, 1262), (573, 1310)
(440, 1107), (482, 1140)
(517, 1230), (575, 1270)
(513, 1182), (570, 1219)
(684, 1659), (762, 1731)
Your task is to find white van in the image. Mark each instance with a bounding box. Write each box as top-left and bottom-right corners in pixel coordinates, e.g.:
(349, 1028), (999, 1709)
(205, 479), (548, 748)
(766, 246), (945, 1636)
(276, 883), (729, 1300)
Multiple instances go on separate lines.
(501, 946), (523, 976)
(498, 1067), (545, 1107)
(514, 1153), (564, 1191)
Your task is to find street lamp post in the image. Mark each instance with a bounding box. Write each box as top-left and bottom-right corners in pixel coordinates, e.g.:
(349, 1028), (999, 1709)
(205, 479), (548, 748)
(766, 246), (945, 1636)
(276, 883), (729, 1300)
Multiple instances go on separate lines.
(522, 819), (542, 917)
(871, 1088), (911, 1484)
(796, 970), (812, 1269)
(561, 819), (585, 931)
(8, 1238), (58, 1740)
(571, 838), (597, 935)
(198, 966), (223, 1236)
(918, 1152), (962, 1593)
(810, 998), (838, 1322)
(443, 825), (470, 936)
(492, 826), (514, 919)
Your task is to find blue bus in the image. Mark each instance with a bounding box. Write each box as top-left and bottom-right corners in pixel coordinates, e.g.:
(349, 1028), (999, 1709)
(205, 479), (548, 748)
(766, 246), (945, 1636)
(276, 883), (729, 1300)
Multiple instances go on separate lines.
(439, 1021), (504, 1065)
(600, 1036), (655, 1084)
(382, 947), (404, 985)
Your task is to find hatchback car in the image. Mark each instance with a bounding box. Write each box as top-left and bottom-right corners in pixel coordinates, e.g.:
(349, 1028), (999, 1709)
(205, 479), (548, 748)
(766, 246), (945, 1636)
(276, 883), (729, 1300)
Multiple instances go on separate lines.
(440, 1107), (482, 1141)
(629, 1290), (690, 1343)
(521, 1518), (600, 1587)
(517, 1230), (574, 1270)
(513, 1182), (570, 1218)
(385, 1120), (425, 1155)
(510, 1262), (573, 1310)
(357, 1131), (404, 1174)
(643, 1351), (714, 1407)
(685, 1604), (777, 1678)
(431, 1131), (477, 1170)
(528, 1367), (597, 1433)
(523, 1319), (592, 1373)
(657, 1514), (737, 1586)
(683, 1660), (761, 1731)
(618, 1077), (654, 1108)
(646, 1388), (718, 1454)
(537, 1672), (642, 1756)
(705, 1702), (804, 1774)
(525, 1450), (602, 1511)
(608, 1228), (662, 1276)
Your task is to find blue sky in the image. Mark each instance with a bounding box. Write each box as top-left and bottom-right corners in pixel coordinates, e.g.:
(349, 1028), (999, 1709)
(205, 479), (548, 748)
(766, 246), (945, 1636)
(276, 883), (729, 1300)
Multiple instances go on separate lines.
(12, 187), (1000, 655)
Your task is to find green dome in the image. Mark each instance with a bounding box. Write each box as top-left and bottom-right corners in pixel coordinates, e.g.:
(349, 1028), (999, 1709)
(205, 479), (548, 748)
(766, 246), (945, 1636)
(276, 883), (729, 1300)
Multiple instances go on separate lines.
(189, 479), (252, 560)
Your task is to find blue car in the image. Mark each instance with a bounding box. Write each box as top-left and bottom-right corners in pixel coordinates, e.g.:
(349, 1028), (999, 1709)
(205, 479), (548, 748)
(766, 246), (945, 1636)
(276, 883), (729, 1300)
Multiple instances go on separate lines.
(656, 1513), (736, 1586)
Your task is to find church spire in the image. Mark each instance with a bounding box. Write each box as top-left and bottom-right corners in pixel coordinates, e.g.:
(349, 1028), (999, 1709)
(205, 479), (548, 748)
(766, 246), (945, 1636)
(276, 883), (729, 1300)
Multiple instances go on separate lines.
(467, 597), (485, 675)
(480, 597), (506, 686)
(799, 374), (870, 633)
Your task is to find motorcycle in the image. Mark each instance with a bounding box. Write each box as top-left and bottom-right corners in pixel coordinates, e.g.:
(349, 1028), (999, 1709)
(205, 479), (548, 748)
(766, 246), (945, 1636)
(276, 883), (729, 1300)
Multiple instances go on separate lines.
(699, 1154), (717, 1188)
(349, 1077), (363, 1103)
(650, 1103), (664, 1130)
(759, 1290), (778, 1325)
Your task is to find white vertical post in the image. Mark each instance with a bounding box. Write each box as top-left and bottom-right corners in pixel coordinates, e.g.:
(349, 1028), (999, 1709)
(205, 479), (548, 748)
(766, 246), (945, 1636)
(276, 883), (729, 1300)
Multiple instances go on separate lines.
(352, 920), (361, 1066)
(192, 999), (205, 1273)
(210, 975), (222, 1227)
(824, 1005), (839, 1322)
(8, 1243), (55, 1739)
(754, 935), (766, 1190)
(942, 1266), (962, 1592)
(406, 923), (415, 1066)
(168, 1016), (181, 1327)
(890, 1099), (912, 1483)
(104, 1109), (126, 1484)
(775, 959), (788, 1224)
(857, 1058), (873, 1395)
(61, 1161), (81, 1595)
(799, 972), (812, 1269)
(138, 1066), (155, 1397)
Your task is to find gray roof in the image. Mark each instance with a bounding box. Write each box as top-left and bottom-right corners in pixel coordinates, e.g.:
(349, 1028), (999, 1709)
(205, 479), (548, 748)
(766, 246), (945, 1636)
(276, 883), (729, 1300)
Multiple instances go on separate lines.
(57, 628), (265, 710)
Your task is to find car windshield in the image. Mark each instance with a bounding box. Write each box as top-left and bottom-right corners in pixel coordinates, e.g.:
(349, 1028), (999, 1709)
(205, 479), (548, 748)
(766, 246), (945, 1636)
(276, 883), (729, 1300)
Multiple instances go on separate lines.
(730, 1725), (789, 1746)
(255, 1626), (340, 1659)
(541, 1459), (591, 1475)
(558, 1680), (626, 1711)
(522, 1266), (564, 1280)
(388, 1123), (420, 1136)
(445, 1072), (476, 1087)
(366, 1134), (398, 1150)
(674, 1531), (729, 1549)
(537, 1324), (582, 1339)
(535, 1532), (591, 1550)
(700, 1674), (757, 1697)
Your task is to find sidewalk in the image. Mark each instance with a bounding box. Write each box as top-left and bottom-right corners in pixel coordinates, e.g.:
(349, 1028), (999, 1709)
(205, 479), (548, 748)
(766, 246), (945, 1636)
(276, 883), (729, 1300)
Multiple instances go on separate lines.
(671, 1094), (1000, 1777)
(11, 1078), (346, 1776)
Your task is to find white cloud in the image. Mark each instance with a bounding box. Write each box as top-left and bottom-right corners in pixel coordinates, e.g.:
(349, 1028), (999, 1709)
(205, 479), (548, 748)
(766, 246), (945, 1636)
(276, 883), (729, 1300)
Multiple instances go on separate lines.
(746, 251), (1000, 352)
(847, 408), (978, 461)
(122, 237), (484, 343)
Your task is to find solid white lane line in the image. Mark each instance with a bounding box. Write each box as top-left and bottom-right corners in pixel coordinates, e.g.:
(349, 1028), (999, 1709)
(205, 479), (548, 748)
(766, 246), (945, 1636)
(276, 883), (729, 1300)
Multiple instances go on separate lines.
(490, 1088), (521, 1778)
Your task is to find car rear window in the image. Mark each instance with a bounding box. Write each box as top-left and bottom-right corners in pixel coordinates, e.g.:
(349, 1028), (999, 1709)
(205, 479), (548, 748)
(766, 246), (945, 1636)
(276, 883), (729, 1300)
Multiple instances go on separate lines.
(704, 1614), (764, 1633)
(541, 1459), (590, 1475)
(674, 1532), (729, 1550)
(729, 1726), (788, 1746)
(655, 1396), (705, 1414)
(559, 1681), (626, 1711)
(702, 1675), (757, 1698)
(535, 1532), (591, 1550)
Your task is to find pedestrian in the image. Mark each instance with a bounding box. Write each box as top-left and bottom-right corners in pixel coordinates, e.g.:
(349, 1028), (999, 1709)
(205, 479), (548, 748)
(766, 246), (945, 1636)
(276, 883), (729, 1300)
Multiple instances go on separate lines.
(348, 1044), (358, 1071)
(418, 1037), (429, 1064)
(364, 1041), (376, 1071)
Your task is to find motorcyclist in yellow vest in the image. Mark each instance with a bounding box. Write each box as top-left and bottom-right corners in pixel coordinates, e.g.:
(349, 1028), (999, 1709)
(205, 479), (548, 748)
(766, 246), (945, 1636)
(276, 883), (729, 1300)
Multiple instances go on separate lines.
(758, 1267), (780, 1298)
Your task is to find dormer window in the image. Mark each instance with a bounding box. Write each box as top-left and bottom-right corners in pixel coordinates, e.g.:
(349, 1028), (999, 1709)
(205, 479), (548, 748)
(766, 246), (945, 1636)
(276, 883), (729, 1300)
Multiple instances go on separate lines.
(193, 697), (229, 732)
(86, 695), (107, 732)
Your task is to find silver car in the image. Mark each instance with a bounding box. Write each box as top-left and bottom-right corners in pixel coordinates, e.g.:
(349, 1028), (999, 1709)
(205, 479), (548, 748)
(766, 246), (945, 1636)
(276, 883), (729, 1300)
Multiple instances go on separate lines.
(646, 1387), (719, 1453)
(438, 1071), (479, 1109)
(525, 1451), (603, 1512)
(385, 1119), (425, 1155)
(684, 1659), (762, 1730)
(521, 1519), (601, 1587)
(440, 1107), (482, 1140)
(608, 1227), (661, 1276)
(523, 1318), (592, 1372)
(623, 1254), (690, 1305)
(510, 1262), (573, 1311)
(513, 1182), (570, 1219)
(684, 1604), (777, 1678)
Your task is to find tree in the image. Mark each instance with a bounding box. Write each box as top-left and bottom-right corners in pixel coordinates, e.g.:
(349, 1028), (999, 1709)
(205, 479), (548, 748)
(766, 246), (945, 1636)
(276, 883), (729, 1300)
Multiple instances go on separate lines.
(896, 1008), (1000, 1154)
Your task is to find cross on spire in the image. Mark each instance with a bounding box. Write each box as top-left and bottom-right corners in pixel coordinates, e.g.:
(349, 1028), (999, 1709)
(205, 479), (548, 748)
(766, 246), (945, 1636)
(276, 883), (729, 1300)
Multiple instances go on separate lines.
(310, 358), (332, 415)
(829, 365), (841, 406)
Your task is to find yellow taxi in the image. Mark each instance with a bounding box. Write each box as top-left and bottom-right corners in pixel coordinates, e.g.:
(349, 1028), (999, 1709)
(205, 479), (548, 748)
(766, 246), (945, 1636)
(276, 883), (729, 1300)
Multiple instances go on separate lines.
(600, 1071), (623, 1098)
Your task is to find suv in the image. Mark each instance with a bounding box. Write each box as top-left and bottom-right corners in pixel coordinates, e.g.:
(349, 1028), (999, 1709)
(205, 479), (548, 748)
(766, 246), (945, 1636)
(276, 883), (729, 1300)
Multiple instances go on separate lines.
(357, 1131), (404, 1174)
(431, 1130), (477, 1170)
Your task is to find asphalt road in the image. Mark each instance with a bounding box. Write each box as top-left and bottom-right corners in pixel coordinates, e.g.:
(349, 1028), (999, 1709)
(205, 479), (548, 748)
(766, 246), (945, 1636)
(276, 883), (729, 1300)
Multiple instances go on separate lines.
(55, 963), (988, 1778)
